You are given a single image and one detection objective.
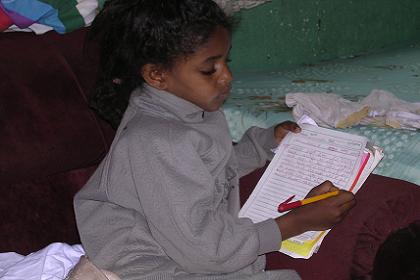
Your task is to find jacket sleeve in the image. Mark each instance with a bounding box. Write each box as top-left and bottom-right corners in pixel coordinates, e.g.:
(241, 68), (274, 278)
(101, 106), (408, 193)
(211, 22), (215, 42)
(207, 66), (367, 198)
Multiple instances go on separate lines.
(234, 125), (279, 177)
(126, 126), (281, 274)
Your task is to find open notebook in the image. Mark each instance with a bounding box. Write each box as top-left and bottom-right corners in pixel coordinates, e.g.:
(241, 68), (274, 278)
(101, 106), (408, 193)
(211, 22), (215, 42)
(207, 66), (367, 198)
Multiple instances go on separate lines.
(239, 123), (384, 259)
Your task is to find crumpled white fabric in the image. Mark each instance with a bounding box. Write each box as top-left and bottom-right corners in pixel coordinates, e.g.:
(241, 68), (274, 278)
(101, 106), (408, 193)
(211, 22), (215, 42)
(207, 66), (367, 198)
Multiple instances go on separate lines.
(0, 243), (84, 280)
(285, 92), (369, 128)
(0, 243), (121, 280)
(285, 89), (420, 130)
(359, 90), (420, 129)
(4, 23), (54, 34)
(213, 0), (271, 14)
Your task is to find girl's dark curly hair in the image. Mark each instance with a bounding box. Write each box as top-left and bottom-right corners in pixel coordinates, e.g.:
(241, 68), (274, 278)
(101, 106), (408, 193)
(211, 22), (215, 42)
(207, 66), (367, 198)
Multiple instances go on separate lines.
(88, 0), (233, 128)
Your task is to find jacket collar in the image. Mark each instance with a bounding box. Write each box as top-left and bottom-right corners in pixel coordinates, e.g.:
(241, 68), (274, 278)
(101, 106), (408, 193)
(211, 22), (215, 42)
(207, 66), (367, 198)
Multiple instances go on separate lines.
(130, 84), (205, 123)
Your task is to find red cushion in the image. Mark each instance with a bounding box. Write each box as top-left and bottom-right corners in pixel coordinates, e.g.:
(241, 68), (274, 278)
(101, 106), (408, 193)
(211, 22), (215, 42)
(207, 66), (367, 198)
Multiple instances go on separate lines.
(0, 29), (113, 185)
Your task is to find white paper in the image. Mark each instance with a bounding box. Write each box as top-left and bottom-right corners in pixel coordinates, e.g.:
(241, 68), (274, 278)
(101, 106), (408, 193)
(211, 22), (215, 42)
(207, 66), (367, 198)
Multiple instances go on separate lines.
(239, 124), (369, 258)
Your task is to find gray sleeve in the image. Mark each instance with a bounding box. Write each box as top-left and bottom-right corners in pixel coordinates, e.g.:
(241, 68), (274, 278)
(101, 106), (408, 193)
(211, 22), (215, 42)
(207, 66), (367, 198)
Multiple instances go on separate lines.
(255, 218), (282, 255)
(127, 127), (280, 274)
(234, 125), (278, 177)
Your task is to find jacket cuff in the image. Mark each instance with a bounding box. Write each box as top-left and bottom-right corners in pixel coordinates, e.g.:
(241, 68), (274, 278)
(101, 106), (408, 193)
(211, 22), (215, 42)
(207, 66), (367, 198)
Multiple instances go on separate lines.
(255, 218), (282, 255)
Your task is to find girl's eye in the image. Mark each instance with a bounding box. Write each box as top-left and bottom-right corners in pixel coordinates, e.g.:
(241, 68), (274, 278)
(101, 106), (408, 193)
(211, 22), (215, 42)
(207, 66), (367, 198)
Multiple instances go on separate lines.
(201, 69), (216, 76)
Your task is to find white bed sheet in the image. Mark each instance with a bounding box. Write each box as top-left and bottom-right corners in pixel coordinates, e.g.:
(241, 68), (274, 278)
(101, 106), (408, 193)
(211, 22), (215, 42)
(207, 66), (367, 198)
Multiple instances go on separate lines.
(0, 243), (84, 280)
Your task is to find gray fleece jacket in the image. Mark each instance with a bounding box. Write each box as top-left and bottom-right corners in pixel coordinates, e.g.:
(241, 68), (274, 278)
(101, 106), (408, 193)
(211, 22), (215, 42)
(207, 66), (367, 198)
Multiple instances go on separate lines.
(74, 85), (300, 280)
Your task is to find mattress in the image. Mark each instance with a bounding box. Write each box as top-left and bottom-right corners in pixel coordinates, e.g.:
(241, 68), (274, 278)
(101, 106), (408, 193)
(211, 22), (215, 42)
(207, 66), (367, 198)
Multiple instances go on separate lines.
(224, 44), (420, 185)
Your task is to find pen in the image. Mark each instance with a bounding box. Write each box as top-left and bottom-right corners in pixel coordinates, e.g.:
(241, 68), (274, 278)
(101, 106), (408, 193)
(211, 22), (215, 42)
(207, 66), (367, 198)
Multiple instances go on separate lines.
(278, 190), (340, 212)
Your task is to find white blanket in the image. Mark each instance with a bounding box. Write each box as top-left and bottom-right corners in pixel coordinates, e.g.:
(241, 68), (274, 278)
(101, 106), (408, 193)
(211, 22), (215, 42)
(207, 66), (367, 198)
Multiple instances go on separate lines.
(0, 243), (84, 280)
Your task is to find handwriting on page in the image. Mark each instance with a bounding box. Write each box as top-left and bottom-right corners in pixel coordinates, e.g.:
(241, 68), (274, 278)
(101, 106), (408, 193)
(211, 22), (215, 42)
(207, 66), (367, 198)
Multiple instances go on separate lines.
(244, 145), (351, 222)
(277, 145), (353, 189)
(241, 127), (365, 225)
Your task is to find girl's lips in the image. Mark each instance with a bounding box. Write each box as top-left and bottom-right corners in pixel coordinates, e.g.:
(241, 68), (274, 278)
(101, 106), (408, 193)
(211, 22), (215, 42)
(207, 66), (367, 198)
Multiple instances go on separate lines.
(219, 91), (229, 100)
(220, 87), (231, 98)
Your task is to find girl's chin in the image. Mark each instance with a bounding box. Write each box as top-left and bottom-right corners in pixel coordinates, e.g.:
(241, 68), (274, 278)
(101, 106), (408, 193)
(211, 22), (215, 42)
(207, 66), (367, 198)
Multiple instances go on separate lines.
(205, 103), (223, 112)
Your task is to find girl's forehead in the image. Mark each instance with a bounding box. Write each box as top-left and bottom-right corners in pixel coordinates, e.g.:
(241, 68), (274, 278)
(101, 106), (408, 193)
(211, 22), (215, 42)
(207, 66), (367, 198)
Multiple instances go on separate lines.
(171, 27), (231, 67)
(191, 27), (232, 61)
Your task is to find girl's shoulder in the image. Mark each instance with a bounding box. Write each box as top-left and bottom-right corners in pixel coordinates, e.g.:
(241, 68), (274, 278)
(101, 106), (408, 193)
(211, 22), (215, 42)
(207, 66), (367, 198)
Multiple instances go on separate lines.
(117, 110), (209, 150)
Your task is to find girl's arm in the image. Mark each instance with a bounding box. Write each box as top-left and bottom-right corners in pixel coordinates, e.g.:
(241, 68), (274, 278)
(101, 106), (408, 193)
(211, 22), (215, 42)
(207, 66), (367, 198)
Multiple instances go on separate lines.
(233, 126), (278, 177)
(234, 121), (300, 177)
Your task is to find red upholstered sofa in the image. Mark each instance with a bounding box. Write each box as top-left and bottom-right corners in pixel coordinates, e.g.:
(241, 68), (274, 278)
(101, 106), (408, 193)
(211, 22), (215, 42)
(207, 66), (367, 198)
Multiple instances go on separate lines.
(0, 28), (114, 254)
(1, 28), (420, 280)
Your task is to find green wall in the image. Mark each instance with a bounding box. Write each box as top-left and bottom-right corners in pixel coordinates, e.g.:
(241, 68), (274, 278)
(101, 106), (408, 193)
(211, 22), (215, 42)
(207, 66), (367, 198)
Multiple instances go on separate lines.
(229, 0), (420, 72)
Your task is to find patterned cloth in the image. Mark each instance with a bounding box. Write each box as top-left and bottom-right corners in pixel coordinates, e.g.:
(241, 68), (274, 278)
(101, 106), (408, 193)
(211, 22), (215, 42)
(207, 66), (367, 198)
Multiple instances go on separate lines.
(0, 0), (270, 34)
(224, 45), (420, 185)
(0, 0), (105, 34)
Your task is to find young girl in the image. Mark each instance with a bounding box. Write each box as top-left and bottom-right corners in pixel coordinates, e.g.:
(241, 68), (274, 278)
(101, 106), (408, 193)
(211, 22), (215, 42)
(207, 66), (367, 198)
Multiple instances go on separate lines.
(74, 0), (355, 279)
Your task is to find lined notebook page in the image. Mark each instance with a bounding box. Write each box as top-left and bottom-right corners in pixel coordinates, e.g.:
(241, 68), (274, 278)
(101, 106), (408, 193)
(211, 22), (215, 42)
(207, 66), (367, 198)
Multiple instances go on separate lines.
(239, 124), (367, 226)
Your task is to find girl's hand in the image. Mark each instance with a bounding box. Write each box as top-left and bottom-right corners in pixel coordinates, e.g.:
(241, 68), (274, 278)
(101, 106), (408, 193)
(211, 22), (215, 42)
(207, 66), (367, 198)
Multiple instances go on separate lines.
(274, 121), (301, 144)
(275, 181), (356, 240)
(304, 180), (339, 198)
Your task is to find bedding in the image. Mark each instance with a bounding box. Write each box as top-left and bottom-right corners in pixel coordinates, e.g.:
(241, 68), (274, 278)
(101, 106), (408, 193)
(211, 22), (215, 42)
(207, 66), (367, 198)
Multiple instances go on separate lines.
(224, 44), (420, 185)
(0, 243), (84, 280)
(0, 242), (122, 280)
(0, 0), (104, 34)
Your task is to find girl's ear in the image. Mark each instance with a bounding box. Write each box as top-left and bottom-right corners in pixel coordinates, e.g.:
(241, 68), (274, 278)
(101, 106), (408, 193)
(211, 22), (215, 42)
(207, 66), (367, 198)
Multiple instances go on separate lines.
(140, 64), (168, 90)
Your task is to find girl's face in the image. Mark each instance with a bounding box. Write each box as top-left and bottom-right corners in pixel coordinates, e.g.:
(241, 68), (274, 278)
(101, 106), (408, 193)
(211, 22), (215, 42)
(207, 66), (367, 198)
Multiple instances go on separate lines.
(162, 27), (233, 112)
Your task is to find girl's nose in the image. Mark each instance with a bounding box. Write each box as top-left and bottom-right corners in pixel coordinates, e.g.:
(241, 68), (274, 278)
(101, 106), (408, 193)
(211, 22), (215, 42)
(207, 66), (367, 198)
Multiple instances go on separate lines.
(219, 64), (233, 87)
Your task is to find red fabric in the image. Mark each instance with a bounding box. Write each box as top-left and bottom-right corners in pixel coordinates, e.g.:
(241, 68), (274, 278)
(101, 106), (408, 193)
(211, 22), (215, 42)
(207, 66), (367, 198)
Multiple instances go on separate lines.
(0, 28), (115, 254)
(0, 28), (114, 186)
(240, 166), (420, 280)
(0, 6), (12, 31)
(0, 166), (96, 255)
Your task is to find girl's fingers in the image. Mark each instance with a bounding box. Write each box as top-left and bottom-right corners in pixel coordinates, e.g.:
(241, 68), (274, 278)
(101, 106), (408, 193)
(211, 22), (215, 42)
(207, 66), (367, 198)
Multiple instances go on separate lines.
(280, 121), (301, 132)
(275, 121), (301, 143)
(310, 180), (336, 195)
(327, 185), (340, 192)
(339, 198), (356, 212)
(330, 191), (355, 207)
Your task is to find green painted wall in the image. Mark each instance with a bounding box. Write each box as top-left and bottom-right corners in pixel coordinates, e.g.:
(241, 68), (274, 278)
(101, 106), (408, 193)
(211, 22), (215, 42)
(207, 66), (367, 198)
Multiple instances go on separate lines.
(229, 0), (420, 72)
